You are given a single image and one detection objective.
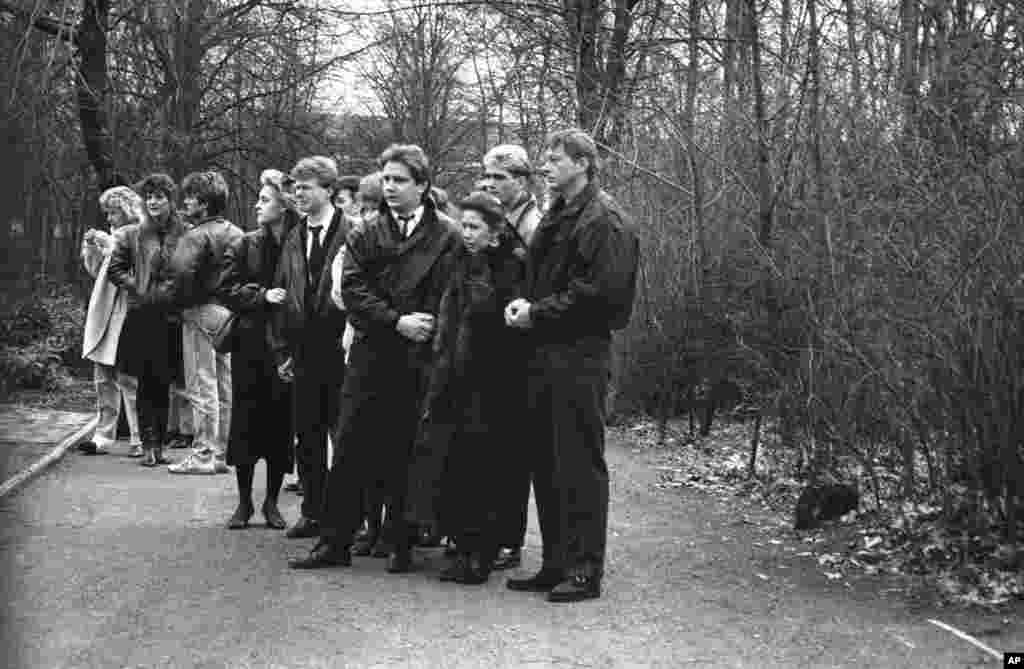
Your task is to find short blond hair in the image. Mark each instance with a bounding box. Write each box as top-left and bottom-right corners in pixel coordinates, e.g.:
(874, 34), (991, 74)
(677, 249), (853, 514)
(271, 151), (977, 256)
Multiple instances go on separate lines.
(290, 156), (339, 191)
(260, 169), (295, 210)
(98, 186), (145, 227)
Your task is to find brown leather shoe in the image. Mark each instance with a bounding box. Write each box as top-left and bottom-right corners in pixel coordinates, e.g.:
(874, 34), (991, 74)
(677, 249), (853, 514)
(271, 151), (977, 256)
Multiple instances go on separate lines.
(285, 517), (320, 539)
(289, 541), (352, 569)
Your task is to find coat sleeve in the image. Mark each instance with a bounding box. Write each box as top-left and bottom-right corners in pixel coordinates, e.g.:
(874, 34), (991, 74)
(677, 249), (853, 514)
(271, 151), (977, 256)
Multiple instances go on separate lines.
(528, 209), (638, 330)
(340, 226), (401, 333)
(218, 235), (266, 314)
(267, 238), (293, 365)
(167, 229), (208, 308)
(107, 229), (137, 294)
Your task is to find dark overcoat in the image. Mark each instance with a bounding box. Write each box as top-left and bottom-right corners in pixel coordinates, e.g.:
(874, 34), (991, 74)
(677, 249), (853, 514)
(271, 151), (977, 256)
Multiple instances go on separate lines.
(107, 215), (187, 383)
(405, 239), (526, 540)
(218, 219), (295, 468)
(319, 199), (461, 543)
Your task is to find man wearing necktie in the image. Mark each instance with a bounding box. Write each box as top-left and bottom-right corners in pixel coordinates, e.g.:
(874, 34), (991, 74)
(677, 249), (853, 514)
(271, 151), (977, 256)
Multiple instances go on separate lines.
(268, 156), (350, 540)
(290, 144), (461, 572)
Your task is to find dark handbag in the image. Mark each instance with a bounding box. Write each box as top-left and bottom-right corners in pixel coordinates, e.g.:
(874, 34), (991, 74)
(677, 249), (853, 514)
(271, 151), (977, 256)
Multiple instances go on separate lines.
(191, 302), (239, 353)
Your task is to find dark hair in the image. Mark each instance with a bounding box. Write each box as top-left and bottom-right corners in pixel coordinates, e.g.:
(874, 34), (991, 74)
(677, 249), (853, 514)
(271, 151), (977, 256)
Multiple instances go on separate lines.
(378, 144), (431, 189)
(458, 191), (505, 229)
(546, 128), (599, 180)
(181, 170), (229, 217)
(135, 173), (177, 201)
(337, 175), (361, 199)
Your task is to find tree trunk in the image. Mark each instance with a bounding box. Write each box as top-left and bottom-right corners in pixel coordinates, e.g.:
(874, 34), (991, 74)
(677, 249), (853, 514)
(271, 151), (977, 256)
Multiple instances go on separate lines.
(899, 0), (920, 144)
(76, 0), (114, 189)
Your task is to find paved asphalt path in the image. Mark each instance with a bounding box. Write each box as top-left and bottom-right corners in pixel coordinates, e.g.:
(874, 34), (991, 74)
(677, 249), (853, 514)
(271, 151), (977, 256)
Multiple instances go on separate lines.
(0, 431), (1003, 668)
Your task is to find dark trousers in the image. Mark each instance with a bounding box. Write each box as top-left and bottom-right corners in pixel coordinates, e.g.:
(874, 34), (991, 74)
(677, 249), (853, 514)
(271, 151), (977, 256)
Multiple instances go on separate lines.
(322, 337), (424, 550)
(137, 369), (170, 445)
(292, 351), (343, 522)
(526, 338), (611, 575)
(499, 467), (530, 549)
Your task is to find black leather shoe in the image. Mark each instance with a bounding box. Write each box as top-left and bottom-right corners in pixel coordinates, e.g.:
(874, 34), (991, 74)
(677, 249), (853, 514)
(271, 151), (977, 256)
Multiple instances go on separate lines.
(439, 554), (469, 582)
(386, 549), (412, 574)
(455, 553), (491, 586)
(226, 504), (254, 530)
(285, 517), (320, 539)
(507, 568), (565, 592)
(547, 574), (602, 603)
(351, 539), (372, 556)
(261, 502), (287, 530)
(492, 546), (522, 570)
(289, 541), (352, 569)
(371, 540), (391, 558)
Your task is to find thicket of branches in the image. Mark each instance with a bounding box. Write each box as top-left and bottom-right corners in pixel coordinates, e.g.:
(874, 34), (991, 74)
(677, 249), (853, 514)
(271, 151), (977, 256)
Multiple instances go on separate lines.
(3, 0), (1023, 550)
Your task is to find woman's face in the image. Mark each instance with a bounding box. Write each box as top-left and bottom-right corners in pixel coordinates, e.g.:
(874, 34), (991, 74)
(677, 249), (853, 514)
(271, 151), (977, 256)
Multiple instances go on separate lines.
(255, 184), (284, 225)
(145, 191), (171, 222)
(461, 209), (498, 254)
(104, 204), (128, 229)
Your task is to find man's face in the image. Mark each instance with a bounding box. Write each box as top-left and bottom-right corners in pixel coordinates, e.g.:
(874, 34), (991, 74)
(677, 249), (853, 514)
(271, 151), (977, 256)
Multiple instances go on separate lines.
(182, 193), (206, 219)
(292, 178), (331, 216)
(460, 210), (498, 254)
(540, 145), (587, 195)
(481, 162), (525, 208)
(381, 161), (426, 216)
(144, 191), (171, 222)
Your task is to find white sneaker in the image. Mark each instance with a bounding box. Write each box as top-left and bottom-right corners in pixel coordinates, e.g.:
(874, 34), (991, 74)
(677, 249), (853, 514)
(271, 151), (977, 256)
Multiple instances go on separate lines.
(167, 451), (217, 475)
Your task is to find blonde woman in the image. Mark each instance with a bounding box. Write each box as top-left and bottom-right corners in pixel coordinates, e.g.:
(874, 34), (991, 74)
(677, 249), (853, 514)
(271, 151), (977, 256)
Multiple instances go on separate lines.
(217, 169), (297, 528)
(79, 186), (145, 456)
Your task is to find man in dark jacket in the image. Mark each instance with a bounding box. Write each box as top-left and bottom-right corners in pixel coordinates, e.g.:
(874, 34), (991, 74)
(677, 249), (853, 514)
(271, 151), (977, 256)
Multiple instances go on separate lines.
(504, 129), (640, 603)
(480, 143), (541, 570)
(290, 144), (461, 573)
(270, 156), (350, 539)
(166, 171), (243, 475)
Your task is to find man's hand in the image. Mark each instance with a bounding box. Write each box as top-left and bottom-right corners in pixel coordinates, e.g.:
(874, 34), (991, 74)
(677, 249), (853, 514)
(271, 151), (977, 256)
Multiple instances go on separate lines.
(504, 298), (533, 329)
(277, 356), (295, 383)
(265, 288), (287, 305)
(396, 312), (436, 343)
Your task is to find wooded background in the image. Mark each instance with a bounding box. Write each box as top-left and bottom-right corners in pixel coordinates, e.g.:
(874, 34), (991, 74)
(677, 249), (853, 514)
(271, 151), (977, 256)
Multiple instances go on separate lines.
(2, 0), (1022, 546)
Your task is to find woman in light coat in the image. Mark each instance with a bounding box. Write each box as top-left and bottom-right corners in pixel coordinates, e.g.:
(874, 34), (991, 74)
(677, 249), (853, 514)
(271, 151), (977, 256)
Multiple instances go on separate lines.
(79, 186), (145, 456)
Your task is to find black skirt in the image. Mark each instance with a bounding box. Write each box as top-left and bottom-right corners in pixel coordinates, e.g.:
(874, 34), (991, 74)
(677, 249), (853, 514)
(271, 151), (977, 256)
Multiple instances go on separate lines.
(116, 307), (182, 384)
(225, 330), (294, 468)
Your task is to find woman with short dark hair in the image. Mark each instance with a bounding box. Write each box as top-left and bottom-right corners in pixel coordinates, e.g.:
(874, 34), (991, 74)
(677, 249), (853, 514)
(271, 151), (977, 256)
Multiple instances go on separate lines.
(107, 174), (187, 467)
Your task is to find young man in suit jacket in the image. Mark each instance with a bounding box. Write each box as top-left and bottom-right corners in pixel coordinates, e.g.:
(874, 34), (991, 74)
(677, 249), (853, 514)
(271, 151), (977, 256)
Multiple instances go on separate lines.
(290, 144), (461, 573)
(269, 156), (350, 539)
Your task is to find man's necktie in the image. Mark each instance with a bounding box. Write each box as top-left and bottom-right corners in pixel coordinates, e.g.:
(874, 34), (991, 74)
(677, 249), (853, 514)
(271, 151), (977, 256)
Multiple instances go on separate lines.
(397, 214), (413, 238)
(308, 224), (325, 284)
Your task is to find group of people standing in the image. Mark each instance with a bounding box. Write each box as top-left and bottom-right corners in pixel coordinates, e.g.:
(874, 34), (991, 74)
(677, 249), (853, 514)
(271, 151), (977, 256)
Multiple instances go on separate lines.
(79, 128), (640, 604)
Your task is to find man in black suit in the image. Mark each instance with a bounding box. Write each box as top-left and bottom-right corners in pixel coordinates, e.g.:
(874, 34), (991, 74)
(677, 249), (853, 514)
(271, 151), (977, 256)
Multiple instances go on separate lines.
(290, 144), (461, 573)
(269, 156), (349, 539)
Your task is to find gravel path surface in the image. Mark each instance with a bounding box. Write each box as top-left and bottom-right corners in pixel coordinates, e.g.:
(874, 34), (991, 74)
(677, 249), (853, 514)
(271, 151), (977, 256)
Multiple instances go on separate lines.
(0, 431), (1008, 668)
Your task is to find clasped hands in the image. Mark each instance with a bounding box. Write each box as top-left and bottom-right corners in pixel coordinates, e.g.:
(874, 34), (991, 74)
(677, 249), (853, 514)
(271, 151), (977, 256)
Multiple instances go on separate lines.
(504, 298), (533, 329)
